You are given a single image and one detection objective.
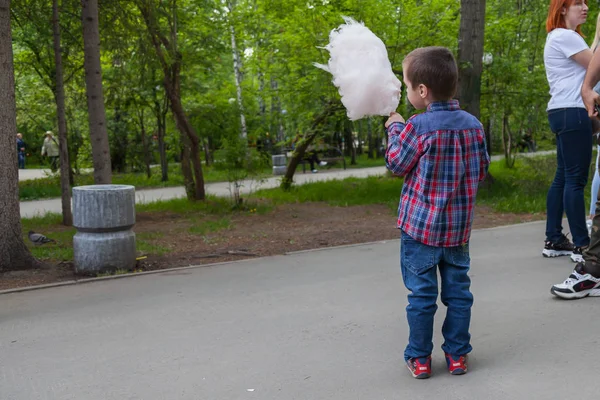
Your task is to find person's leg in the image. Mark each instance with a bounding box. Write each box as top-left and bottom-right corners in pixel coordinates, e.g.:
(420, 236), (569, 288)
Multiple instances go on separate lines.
(545, 109), (566, 243)
(308, 153), (317, 171)
(50, 156), (58, 172)
(560, 108), (592, 249)
(439, 244), (473, 357)
(17, 153), (24, 169)
(583, 156), (600, 277)
(400, 231), (441, 361)
(589, 149), (600, 217)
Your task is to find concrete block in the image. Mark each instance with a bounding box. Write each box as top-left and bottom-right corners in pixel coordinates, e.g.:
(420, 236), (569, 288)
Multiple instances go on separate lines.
(72, 185), (136, 275)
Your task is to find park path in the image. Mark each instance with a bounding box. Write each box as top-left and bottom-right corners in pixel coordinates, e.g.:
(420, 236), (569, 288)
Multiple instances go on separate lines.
(1, 220), (597, 399)
(19, 150), (555, 218)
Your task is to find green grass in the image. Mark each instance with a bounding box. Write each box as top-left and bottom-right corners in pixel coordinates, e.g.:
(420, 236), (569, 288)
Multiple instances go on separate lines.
(477, 153), (596, 214)
(18, 155), (387, 201)
(136, 195), (231, 215)
(344, 153), (386, 169)
(21, 213), (75, 261)
(188, 217), (231, 235)
(256, 175), (400, 209)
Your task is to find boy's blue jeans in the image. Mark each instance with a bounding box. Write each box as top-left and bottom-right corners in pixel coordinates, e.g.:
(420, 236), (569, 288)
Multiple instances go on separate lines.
(546, 107), (592, 247)
(400, 231), (473, 361)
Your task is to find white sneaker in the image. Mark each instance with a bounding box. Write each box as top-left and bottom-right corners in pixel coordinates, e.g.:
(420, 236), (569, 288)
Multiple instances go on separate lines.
(551, 263), (600, 299)
(311, 169), (318, 173)
(571, 246), (586, 263)
(319, 161), (328, 166)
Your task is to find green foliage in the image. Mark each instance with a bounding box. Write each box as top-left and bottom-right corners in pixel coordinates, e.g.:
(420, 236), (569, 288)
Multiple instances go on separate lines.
(213, 135), (270, 206)
(10, 0), (574, 184)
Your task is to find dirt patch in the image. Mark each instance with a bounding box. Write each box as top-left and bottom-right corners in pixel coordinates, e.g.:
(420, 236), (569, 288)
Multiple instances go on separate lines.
(0, 203), (544, 291)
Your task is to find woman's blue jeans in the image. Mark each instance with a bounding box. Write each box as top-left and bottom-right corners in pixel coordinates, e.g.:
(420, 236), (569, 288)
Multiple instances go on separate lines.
(400, 231), (473, 361)
(546, 107), (592, 247)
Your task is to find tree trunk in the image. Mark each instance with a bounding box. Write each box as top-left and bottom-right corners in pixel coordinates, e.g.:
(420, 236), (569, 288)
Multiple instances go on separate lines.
(344, 120), (357, 165)
(502, 113), (516, 168)
(281, 103), (342, 190)
(158, 117), (168, 181)
(227, 0), (247, 139)
(180, 132), (195, 199)
(0, 0), (40, 271)
(170, 93), (204, 199)
(153, 88), (169, 182)
(270, 77), (285, 144)
(458, 0), (486, 119)
(367, 118), (375, 159)
(138, 109), (151, 178)
(484, 118), (492, 157)
(139, 0), (204, 199)
(81, 0), (111, 184)
(52, 0), (73, 226)
(203, 138), (211, 167)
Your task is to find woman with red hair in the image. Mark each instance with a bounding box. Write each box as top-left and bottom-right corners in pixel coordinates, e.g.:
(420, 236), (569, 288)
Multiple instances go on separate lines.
(542, 0), (593, 276)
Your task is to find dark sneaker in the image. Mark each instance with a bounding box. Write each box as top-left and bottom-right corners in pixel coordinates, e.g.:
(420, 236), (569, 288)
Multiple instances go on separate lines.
(445, 353), (468, 375)
(571, 246), (587, 263)
(542, 235), (574, 258)
(406, 356), (431, 379)
(551, 263), (600, 299)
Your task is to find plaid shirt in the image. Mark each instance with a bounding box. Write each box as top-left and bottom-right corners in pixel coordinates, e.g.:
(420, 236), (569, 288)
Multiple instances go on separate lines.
(385, 100), (490, 247)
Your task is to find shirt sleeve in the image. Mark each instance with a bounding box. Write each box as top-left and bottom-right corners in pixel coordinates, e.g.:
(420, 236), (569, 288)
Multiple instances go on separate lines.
(553, 29), (589, 58)
(385, 120), (422, 177)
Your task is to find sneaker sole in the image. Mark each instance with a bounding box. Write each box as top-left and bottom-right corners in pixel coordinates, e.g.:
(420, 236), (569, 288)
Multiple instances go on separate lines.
(571, 254), (584, 263)
(406, 363), (430, 379)
(550, 287), (600, 299)
(542, 249), (572, 258)
(450, 368), (467, 375)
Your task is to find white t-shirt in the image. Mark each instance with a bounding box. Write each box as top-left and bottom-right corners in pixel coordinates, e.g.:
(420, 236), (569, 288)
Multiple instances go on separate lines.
(544, 28), (589, 110)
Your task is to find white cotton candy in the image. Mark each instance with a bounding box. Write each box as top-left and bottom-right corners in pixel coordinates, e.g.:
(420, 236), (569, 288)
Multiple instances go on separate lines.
(314, 17), (402, 121)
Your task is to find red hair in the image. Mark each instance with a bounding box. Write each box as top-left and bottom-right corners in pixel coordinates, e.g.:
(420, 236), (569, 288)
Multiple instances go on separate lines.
(546, 0), (586, 34)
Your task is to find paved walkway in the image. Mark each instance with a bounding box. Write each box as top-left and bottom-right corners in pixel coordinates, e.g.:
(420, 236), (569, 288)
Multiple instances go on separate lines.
(19, 150), (556, 218)
(1, 220), (597, 399)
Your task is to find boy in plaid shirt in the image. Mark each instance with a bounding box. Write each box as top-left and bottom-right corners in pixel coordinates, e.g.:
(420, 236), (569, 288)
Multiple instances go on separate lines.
(385, 47), (490, 379)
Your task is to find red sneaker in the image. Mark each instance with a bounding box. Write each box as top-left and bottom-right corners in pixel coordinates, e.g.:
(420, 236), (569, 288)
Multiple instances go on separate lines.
(406, 356), (431, 379)
(445, 353), (468, 375)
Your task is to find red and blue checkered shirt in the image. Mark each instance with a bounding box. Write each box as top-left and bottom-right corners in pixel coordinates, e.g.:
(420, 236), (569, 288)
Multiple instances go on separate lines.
(385, 100), (490, 247)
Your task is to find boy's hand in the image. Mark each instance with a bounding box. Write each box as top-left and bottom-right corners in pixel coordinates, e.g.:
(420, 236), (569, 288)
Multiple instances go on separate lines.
(385, 112), (405, 128)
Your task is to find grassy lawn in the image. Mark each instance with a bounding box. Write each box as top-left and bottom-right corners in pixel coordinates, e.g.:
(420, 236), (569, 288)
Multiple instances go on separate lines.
(18, 154), (387, 201)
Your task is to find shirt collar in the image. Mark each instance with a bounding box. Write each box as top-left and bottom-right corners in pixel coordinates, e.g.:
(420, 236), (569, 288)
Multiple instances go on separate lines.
(426, 99), (461, 112)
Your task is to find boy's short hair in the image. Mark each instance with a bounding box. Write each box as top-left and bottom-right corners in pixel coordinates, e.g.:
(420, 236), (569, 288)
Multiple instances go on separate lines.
(403, 47), (458, 101)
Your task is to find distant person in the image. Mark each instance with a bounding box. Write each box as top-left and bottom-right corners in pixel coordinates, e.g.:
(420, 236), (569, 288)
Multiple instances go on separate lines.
(291, 134), (327, 173)
(16, 133), (26, 169)
(305, 146), (327, 173)
(542, 0), (592, 264)
(385, 47), (489, 378)
(41, 131), (59, 172)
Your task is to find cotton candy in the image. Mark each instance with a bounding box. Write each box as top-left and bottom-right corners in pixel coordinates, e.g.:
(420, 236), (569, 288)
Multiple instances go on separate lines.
(314, 17), (402, 121)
